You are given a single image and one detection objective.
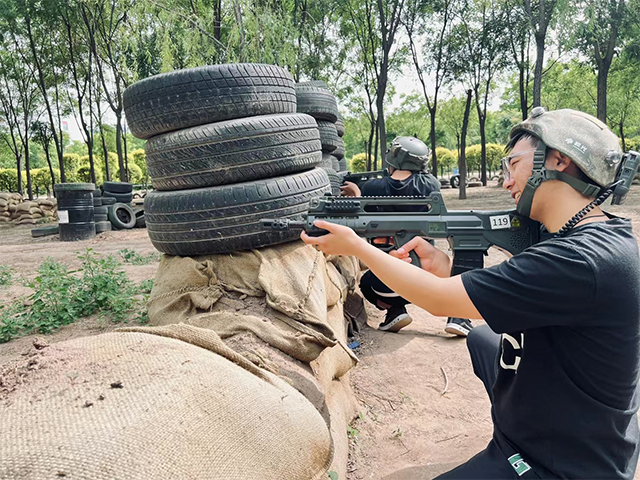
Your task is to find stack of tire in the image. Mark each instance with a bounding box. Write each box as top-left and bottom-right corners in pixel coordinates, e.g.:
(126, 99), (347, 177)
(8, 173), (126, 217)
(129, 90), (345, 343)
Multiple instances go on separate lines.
(93, 182), (143, 233)
(123, 63), (331, 257)
(295, 81), (346, 195)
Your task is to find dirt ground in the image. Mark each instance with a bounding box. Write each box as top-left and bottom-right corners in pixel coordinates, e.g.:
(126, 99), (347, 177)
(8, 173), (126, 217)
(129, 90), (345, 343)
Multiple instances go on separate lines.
(346, 183), (640, 480)
(0, 183), (639, 480)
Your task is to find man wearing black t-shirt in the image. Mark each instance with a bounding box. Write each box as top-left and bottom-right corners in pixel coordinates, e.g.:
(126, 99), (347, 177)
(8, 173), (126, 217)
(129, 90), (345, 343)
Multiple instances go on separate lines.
(302, 108), (640, 479)
(340, 137), (469, 334)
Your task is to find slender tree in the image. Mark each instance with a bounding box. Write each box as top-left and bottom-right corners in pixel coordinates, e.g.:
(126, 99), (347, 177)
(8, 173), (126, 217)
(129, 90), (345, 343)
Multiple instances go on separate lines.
(522, 0), (559, 108)
(404, 0), (457, 175)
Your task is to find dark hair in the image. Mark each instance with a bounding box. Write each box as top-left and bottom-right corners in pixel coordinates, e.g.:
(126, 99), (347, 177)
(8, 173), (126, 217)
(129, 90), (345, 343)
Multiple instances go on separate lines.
(505, 131), (539, 152)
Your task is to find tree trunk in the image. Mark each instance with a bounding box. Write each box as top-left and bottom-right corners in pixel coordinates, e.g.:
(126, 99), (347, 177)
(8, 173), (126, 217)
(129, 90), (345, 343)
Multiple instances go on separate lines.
(16, 153), (23, 194)
(44, 142), (56, 196)
(596, 61), (611, 122)
(532, 34), (545, 108)
(23, 114), (32, 200)
(429, 106), (438, 176)
(619, 121), (626, 151)
(115, 114), (126, 181)
(519, 64), (528, 120)
(100, 126), (110, 181)
(477, 105), (487, 186)
(376, 71), (387, 167)
(459, 90), (473, 200)
(24, 16), (65, 183)
(123, 128), (129, 182)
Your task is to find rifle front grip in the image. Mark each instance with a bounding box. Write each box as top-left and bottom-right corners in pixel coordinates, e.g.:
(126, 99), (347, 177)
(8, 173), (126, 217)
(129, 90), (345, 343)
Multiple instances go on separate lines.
(305, 225), (330, 237)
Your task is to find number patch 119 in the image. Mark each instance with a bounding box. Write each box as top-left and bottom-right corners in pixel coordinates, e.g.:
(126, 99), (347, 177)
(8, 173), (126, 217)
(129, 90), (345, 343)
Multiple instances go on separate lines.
(489, 214), (511, 230)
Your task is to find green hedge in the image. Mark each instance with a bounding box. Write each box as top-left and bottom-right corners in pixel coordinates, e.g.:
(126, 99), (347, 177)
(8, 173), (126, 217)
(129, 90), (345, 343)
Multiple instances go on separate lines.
(464, 143), (505, 175)
(349, 153), (370, 173)
(436, 147), (457, 172)
(116, 163), (143, 184)
(0, 169), (24, 192)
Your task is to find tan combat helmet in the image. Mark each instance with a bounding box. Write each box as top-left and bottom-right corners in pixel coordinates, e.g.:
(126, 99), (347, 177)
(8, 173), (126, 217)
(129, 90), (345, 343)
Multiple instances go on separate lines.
(510, 107), (622, 187)
(509, 107), (623, 217)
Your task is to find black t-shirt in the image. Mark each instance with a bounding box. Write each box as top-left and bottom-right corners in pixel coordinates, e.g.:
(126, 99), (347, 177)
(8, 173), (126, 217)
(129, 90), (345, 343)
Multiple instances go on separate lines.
(361, 172), (440, 212)
(462, 218), (640, 479)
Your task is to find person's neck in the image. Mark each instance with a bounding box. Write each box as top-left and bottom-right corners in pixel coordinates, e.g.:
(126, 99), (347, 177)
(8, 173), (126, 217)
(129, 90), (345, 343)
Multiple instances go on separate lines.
(390, 169), (413, 180)
(534, 181), (604, 233)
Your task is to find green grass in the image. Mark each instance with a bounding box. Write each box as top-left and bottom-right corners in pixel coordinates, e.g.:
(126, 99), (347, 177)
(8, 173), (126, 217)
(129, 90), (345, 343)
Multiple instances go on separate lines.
(0, 249), (152, 343)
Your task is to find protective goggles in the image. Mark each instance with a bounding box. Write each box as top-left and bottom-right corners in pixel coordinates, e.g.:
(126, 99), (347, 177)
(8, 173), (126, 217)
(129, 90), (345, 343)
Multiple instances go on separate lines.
(501, 148), (536, 180)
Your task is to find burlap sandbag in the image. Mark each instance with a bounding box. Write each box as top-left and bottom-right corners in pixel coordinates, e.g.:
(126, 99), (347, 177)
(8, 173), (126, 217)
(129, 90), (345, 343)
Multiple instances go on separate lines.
(147, 242), (363, 479)
(0, 192), (10, 201)
(148, 242), (358, 371)
(0, 325), (333, 480)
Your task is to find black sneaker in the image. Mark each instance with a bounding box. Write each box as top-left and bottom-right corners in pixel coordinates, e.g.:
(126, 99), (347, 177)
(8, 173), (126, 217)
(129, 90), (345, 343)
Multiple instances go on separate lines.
(378, 306), (412, 332)
(445, 317), (474, 337)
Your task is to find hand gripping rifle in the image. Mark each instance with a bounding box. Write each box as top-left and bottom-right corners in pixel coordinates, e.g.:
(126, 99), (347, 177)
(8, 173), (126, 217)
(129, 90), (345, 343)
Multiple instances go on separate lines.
(261, 192), (540, 274)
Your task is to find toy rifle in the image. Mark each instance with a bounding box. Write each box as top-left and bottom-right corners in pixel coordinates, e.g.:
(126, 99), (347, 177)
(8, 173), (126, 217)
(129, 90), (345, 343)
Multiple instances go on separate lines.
(337, 169), (387, 187)
(261, 192), (540, 274)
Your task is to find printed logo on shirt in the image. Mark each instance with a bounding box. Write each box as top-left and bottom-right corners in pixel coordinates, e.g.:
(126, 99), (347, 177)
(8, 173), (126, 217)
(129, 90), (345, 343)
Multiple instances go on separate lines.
(508, 453), (532, 476)
(500, 333), (524, 373)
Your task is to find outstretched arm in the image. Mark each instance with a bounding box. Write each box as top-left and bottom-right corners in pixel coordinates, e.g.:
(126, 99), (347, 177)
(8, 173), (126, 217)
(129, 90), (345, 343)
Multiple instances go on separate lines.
(301, 220), (482, 320)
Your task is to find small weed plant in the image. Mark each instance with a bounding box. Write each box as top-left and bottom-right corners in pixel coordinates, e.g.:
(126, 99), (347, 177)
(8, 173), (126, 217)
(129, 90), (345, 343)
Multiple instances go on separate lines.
(0, 265), (13, 286)
(118, 248), (160, 265)
(0, 249), (151, 343)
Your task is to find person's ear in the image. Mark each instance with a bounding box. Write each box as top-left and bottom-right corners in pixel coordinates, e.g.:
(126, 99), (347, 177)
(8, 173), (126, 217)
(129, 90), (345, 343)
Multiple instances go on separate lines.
(547, 150), (571, 172)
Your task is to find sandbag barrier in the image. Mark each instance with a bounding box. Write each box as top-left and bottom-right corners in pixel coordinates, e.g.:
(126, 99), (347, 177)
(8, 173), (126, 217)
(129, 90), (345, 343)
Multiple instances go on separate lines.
(0, 192), (57, 226)
(123, 63), (336, 257)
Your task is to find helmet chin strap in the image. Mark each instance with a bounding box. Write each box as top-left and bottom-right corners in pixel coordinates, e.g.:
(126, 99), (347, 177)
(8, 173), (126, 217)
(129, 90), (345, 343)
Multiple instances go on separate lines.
(516, 141), (603, 217)
(516, 142), (547, 217)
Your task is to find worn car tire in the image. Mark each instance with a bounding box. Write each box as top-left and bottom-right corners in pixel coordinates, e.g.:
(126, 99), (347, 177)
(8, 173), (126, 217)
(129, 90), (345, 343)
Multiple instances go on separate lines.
(124, 64), (297, 139)
(95, 221), (112, 233)
(335, 112), (345, 137)
(322, 168), (341, 196)
(108, 203), (136, 229)
(145, 113), (322, 191)
(295, 84), (338, 122)
(144, 168), (331, 256)
(338, 159), (348, 172)
(332, 139), (344, 160)
(134, 211), (146, 229)
(103, 181), (133, 194)
(317, 120), (339, 153)
(103, 191), (133, 204)
(31, 225), (59, 238)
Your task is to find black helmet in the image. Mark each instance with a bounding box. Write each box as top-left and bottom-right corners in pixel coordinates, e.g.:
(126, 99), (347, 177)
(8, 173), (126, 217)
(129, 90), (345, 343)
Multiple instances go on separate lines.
(385, 136), (430, 172)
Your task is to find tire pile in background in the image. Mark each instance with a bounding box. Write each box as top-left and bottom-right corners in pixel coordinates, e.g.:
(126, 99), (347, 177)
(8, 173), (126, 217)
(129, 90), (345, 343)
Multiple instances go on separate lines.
(95, 181), (144, 233)
(295, 80), (346, 195)
(123, 63), (331, 257)
(39, 181), (144, 241)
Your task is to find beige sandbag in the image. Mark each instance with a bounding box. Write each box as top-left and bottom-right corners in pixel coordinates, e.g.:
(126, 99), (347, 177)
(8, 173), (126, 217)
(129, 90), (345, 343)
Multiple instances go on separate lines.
(18, 218), (36, 225)
(149, 242), (357, 369)
(37, 199), (55, 207)
(7, 205), (17, 212)
(0, 199), (6, 207)
(0, 217), (10, 222)
(0, 326), (333, 480)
